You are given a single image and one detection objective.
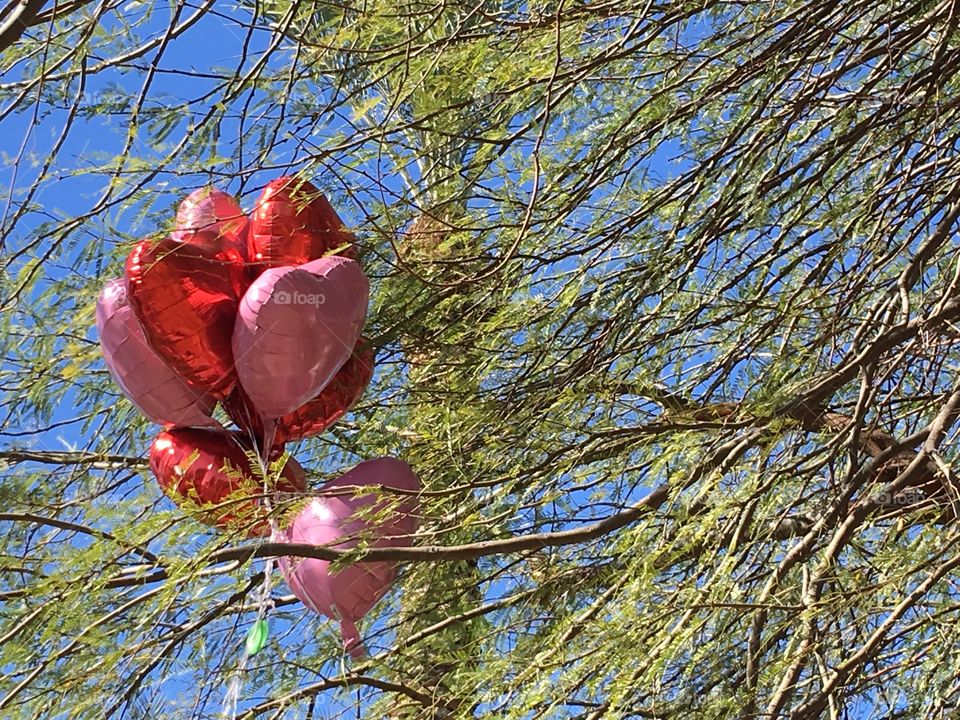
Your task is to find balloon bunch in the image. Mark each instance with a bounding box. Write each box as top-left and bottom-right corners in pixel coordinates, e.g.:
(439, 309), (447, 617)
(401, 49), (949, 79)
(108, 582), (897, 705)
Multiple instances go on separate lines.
(96, 178), (421, 657)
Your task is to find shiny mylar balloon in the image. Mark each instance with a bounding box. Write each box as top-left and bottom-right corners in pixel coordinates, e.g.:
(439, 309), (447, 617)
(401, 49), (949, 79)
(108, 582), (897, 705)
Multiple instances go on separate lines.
(126, 232), (247, 398)
(232, 256), (368, 419)
(150, 427), (307, 536)
(274, 457), (420, 658)
(248, 176), (356, 271)
(96, 278), (216, 427)
(277, 342), (374, 440)
(224, 340), (374, 446)
(172, 187), (249, 258)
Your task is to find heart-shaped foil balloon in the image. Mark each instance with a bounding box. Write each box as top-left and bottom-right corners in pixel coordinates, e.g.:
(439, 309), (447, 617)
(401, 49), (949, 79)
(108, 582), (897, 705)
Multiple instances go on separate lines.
(126, 232), (248, 398)
(150, 427), (307, 536)
(248, 176), (356, 272)
(224, 340), (374, 446)
(273, 457), (421, 657)
(172, 187), (249, 259)
(232, 256), (368, 419)
(96, 278), (217, 427)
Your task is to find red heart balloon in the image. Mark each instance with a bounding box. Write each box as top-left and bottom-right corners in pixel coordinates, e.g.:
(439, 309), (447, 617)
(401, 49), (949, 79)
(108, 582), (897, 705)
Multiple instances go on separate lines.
(224, 340), (374, 446)
(248, 176), (357, 272)
(279, 343), (374, 440)
(149, 427), (307, 536)
(172, 187), (249, 260)
(126, 232), (247, 398)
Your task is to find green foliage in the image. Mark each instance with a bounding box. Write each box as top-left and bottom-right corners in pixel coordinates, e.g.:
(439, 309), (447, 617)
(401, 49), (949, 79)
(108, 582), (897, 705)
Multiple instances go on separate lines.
(3, 0), (960, 718)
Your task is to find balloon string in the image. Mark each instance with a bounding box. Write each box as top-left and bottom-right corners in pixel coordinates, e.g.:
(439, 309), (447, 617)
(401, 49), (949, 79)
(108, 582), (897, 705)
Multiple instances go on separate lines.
(221, 559), (275, 718)
(258, 558), (275, 620)
(222, 416), (277, 719)
(252, 414), (276, 636)
(221, 659), (245, 720)
(259, 417), (277, 529)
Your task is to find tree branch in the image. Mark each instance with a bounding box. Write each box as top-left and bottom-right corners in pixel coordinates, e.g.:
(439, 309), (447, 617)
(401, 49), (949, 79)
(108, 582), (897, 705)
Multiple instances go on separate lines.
(0, 0), (47, 55)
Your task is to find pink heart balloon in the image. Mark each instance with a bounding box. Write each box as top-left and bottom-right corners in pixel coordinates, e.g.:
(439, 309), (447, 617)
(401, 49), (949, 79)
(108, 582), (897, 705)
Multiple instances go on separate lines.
(232, 256), (368, 419)
(223, 339), (375, 447)
(171, 188), (249, 258)
(274, 457), (421, 658)
(96, 278), (216, 427)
